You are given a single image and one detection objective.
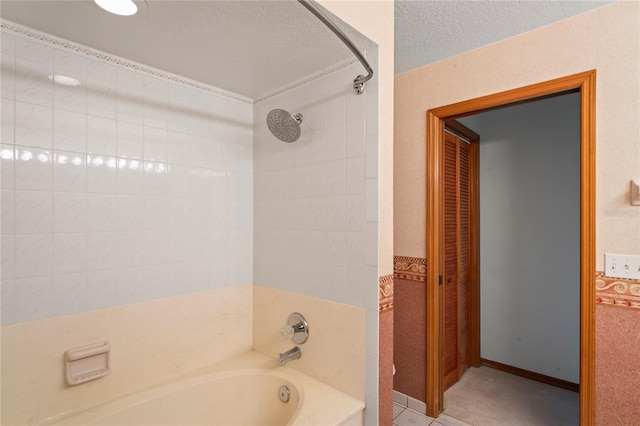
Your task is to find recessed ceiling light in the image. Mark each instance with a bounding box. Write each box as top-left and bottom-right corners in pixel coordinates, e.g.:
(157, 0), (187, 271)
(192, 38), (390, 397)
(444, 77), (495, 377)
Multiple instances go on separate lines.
(94, 0), (137, 16)
(48, 74), (81, 87)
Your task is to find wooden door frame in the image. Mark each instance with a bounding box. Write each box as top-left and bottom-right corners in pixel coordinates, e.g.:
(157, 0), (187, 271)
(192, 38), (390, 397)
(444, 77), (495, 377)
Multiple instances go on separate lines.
(426, 70), (596, 424)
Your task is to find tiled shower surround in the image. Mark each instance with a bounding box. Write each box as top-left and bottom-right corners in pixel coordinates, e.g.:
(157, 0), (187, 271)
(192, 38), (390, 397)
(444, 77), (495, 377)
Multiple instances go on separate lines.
(253, 62), (380, 424)
(0, 21), (380, 425)
(1, 29), (254, 324)
(253, 64), (378, 307)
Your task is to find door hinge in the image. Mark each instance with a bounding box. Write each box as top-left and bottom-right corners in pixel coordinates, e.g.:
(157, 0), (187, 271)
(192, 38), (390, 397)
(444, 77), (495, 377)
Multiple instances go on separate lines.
(439, 275), (443, 285)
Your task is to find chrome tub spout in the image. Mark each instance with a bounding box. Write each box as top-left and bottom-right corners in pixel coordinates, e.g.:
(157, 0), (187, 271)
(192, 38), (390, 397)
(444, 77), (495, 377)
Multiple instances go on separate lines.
(278, 346), (301, 366)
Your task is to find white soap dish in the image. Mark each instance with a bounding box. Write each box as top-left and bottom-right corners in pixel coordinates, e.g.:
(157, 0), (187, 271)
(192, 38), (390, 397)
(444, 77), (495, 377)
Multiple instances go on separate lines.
(64, 341), (111, 386)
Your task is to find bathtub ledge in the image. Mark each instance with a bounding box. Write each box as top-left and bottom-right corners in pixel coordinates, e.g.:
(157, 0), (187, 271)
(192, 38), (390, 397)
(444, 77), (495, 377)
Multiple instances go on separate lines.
(40, 351), (364, 426)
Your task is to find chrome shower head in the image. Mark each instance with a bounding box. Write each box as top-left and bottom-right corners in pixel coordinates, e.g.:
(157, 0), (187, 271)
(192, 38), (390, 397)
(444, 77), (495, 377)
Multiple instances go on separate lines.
(266, 109), (303, 143)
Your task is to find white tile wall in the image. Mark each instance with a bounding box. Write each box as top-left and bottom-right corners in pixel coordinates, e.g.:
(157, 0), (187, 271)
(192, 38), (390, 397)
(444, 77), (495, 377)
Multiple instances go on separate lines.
(253, 55), (380, 423)
(253, 62), (379, 309)
(0, 30), (253, 325)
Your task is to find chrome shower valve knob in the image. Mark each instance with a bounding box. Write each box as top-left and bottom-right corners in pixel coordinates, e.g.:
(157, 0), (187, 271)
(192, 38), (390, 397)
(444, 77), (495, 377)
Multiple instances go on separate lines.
(280, 325), (296, 340)
(280, 312), (309, 344)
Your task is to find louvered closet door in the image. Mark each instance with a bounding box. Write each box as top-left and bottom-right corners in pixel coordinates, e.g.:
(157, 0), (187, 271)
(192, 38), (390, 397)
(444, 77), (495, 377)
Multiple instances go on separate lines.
(443, 131), (471, 390)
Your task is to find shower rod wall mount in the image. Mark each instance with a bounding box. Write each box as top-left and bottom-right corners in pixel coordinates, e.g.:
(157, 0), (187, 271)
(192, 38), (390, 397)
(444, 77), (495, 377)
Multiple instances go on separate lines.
(354, 75), (366, 95)
(298, 0), (373, 95)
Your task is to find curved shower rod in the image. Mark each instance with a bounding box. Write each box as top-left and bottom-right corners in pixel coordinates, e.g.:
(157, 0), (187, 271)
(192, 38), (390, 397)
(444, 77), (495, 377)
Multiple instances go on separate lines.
(297, 0), (373, 95)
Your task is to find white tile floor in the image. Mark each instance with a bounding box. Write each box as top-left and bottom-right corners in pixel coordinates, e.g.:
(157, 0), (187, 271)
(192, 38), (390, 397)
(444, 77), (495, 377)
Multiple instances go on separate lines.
(393, 403), (471, 426)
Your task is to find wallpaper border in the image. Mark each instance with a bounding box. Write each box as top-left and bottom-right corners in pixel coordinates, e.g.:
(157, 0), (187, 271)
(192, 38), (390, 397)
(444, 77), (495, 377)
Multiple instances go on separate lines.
(595, 271), (640, 309)
(379, 274), (394, 312)
(392, 256), (640, 310)
(393, 255), (427, 282)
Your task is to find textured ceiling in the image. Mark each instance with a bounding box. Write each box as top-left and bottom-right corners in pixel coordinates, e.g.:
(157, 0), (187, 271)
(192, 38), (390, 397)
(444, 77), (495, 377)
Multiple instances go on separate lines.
(1, 1), (618, 97)
(0, 0), (372, 99)
(395, 0), (616, 75)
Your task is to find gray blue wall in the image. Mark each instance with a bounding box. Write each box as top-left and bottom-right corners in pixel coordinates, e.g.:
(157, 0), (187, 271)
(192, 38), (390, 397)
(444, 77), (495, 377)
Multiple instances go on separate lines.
(460, 92), (580, 383)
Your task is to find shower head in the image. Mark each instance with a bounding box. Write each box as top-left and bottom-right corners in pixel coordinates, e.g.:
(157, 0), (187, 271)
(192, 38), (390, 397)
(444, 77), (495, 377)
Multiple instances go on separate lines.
(266, 109), (303, 143)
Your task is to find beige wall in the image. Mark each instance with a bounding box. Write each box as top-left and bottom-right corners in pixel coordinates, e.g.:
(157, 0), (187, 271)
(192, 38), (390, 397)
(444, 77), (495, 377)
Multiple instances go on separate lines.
(253, 285), (365, 400)
(395, 1), (639, 265)
(320, 0), (394, 277)
(394, 1), (639, 420)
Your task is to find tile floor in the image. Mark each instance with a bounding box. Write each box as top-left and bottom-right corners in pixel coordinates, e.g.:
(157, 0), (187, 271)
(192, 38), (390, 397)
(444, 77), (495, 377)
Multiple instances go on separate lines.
(393, 403), (471, 426)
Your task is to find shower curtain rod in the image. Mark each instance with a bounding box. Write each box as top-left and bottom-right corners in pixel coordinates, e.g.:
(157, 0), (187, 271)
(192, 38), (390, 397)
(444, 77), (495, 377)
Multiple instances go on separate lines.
(297, 0), (373, 95)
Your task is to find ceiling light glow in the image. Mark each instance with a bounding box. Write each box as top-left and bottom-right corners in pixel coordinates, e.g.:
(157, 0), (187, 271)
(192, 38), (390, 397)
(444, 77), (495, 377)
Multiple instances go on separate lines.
(94, 0), (137, 16)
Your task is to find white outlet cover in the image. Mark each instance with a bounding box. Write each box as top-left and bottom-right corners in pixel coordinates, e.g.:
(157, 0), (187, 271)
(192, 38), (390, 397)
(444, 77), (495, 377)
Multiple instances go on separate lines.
(604, 253), (640, 280)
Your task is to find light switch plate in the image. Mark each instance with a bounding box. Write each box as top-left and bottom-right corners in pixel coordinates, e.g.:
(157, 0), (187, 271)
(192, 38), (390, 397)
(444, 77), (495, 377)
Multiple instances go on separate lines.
(604, 253), (640, 280)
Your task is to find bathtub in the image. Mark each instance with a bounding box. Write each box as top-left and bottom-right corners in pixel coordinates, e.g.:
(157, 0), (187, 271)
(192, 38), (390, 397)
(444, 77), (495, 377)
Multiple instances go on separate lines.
(40, 352), (364, 426)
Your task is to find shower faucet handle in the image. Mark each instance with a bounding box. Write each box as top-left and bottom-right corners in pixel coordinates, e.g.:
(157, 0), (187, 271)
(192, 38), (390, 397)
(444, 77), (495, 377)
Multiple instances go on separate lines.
(280, 312), (309, 344)
(280, 325), (296, 340)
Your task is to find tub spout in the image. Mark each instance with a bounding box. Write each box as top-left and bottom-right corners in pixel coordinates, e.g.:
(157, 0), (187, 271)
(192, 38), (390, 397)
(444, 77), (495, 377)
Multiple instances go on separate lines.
(278, 346), (301, 366)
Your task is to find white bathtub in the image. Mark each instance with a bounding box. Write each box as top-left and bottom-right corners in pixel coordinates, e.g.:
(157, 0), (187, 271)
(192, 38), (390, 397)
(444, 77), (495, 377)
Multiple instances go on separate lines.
(41, 352), (364, 426)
